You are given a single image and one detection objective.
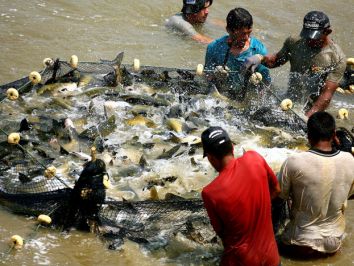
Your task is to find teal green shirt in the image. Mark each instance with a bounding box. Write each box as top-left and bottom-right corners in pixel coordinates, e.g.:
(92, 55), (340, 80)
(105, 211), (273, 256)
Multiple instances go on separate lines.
(205, 35), (271, 87)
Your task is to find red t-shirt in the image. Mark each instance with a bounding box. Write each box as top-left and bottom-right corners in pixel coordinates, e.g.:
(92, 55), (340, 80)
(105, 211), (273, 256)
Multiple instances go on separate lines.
(202, 151), (280, 266)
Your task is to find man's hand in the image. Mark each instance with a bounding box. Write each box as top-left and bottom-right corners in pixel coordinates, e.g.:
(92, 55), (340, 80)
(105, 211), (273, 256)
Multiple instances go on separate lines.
(305, 80), (338, 117)
(214, 65), (230, 79)
(242, 54), (263, 74)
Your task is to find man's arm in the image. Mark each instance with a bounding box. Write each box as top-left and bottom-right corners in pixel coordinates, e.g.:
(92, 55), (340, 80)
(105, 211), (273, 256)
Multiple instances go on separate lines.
(305, 80), (338, 117)
(264, 159), (281, 199)
(202, 191), (223, 236)
(277, 160), (291, 200)
(262, 53), (289, 69)
(166, 14), (213, 44)
(306, 50), (347, 117)
(243, 37), (292, 72)
(192, 33), (213, 44)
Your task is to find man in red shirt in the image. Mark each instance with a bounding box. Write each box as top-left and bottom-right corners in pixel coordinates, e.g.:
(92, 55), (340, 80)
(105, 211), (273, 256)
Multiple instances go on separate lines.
(201, 126), (281, 265)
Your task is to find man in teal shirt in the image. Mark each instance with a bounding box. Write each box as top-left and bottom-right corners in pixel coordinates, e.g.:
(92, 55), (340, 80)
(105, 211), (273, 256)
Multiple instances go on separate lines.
(205, 7), (270, 100)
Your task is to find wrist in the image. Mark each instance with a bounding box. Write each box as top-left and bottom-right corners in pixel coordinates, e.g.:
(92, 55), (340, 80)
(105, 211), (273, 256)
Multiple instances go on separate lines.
(256, 54), (264, 63)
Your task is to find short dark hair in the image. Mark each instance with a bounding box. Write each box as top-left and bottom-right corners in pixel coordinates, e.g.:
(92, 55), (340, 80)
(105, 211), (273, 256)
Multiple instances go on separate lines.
(226, 7), (253, 31)
(307, 111), (335, 143)
(208, 141), (233, 159)
(182, 0), (213, 15)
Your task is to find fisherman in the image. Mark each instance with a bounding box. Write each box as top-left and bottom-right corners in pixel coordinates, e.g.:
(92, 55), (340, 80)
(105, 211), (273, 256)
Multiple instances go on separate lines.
(201, 126), (281, 266)
(277, 111), (354, 256)
(242, 11), (346, 117)
(165, 0), (214, 44)
(63, 150), (108, 232)
(204, 7), (271, 100)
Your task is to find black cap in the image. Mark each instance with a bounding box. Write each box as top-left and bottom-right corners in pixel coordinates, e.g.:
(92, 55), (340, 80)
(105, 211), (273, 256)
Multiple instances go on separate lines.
(201, 126), (231, 157)
(300, 11), (330, 40)
(181, 0), (213, 14)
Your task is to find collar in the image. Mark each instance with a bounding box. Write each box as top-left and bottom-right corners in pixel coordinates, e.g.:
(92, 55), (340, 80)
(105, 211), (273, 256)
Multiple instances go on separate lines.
(308, 147), (340, 157)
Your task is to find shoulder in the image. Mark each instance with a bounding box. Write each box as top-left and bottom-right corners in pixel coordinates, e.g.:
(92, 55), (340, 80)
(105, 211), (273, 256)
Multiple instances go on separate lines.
(250, 37), (268, 54)
(166, 13), (185, 25)
(285, 35), (301, 43)
(280, 151), (308, 169)
(282, 35), (303, 49)
(165, 13), (196, 36)
(202, 178), (218, 198)
(327, 40), (346, 63)
(250, 37), (266, 47)
(337, 151), (354, 162)
(242, 150), (265, 162)
(208, 35), (228, 49)
(206, 35), (228, 56)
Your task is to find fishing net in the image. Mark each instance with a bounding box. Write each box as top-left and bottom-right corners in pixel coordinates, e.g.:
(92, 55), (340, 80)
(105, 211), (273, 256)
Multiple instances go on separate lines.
(98, 198), (210, 249)
(0, 148), (211, 249)
(0, 130), (212, 249)
(0, 51), (307, 135)
(0, 52), (312, 253)
(0, 53), (124, 101)
(0, 140), (71, 215)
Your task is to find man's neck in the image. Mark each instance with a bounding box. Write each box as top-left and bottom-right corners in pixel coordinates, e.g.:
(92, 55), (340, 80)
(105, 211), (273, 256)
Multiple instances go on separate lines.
(311, 140), (333, 152)
(219, 154), (234, 172)
(229, 38), (250, 56)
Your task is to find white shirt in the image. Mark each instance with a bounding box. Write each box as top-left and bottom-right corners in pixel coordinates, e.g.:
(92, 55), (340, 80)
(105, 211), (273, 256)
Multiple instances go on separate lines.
(165, 13), (197, 37)
(278, 149), (354, 253)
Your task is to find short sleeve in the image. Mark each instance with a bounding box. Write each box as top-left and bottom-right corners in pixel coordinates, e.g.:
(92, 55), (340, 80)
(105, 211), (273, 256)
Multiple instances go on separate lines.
(278, 159), (292, 200)
(165, 14), (197, 37)
(262, 155), (279, 195)
(202, 189), (223, 235)
(256, 41), (268, 56)
(276, 37), (293, 64)
(326, 45), (346, 84)
(205, 42), (217, 70)
(349, 180), (354, 197)
(254, 40), (270, 82)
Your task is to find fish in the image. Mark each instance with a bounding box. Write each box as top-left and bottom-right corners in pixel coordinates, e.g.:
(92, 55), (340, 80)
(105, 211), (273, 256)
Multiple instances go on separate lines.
(37, 82), (81, 97)
(144, 176), (178, 190)
(0, 53), (326, 259)
(250, 106), (307, 133)
(70, 151), (92, 161)
(169, 132), (202, 145)
(79, 115), (117, 140)
(166, 118), (183, 133)
(120, 93), (170, 107)
(157, 144), (182, 160)
(125, 115), (156, 128)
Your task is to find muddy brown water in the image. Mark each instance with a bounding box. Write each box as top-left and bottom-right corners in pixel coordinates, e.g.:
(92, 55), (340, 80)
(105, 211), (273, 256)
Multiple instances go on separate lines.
(0, 0), (353, 265)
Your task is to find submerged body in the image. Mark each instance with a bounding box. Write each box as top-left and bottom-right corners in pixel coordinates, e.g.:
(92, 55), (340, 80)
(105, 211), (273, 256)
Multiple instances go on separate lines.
(278, 149), (354, 253)
(205, 35), (270, 99)
(277, 35), (345, 109)
(201, 126), (280, 266)
(165, 0), (214, 44)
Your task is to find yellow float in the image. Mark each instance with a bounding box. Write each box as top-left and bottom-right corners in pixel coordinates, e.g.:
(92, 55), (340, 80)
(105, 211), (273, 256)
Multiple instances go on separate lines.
(7, 132), (20, 145)
(6, 88), (19, 101)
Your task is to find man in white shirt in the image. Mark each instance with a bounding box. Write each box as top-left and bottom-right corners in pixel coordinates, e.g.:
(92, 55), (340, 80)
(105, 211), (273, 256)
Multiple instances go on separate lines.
(165, 0), (214, 44)
(278, 111), (354, 256)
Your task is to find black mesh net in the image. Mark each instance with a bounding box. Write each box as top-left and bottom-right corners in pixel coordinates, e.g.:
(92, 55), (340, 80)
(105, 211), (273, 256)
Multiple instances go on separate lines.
(98, 198), (210, 248)
(0, 52), (310, 252)
(0, 53), (123, 101)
